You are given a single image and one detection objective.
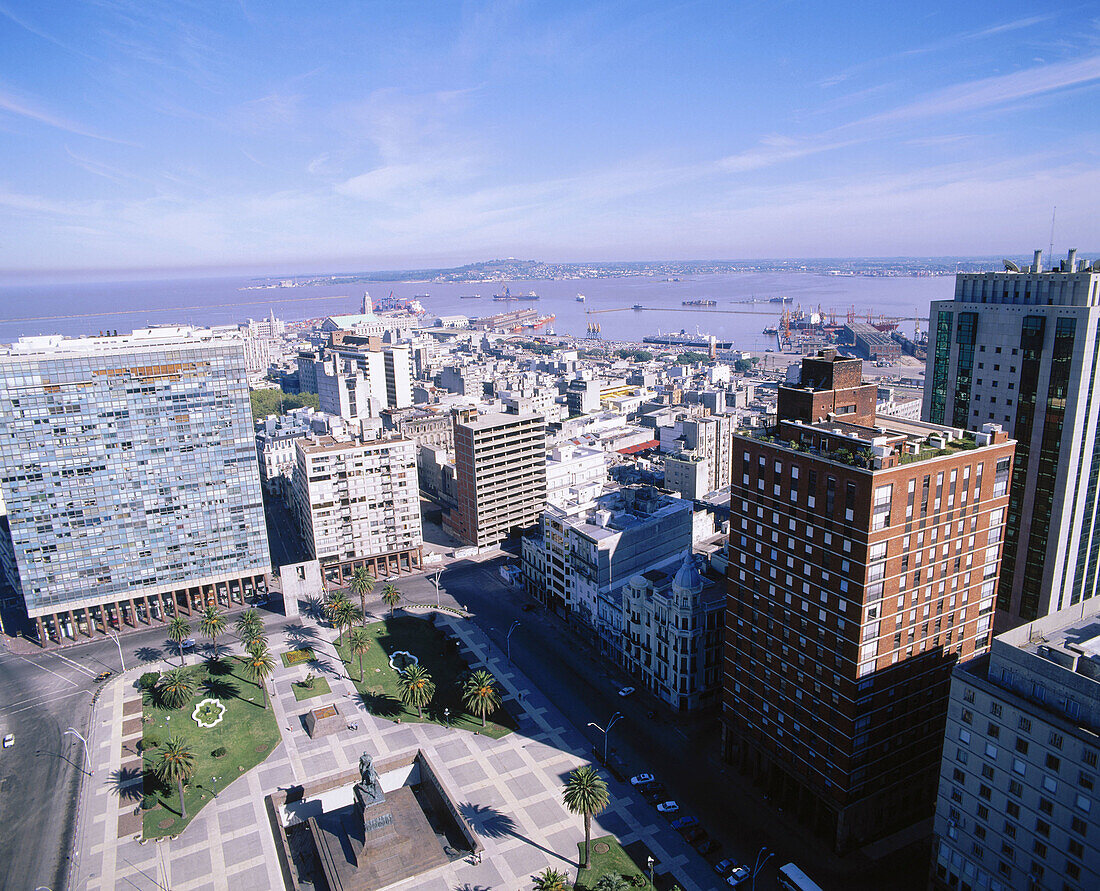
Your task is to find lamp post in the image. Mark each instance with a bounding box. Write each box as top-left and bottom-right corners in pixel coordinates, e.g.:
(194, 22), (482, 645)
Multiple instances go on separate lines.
(107, 630), (126, 673)
(211, 774), (219, 798)
(64, 728), (91, 776)
(751, 847), (774, 891)
(431, 568), (443, 608)
(587, 711), (623, 764)
(647, 855), (655, 886)
(506, 620), (520, 661)
(444, 707), (450, 727)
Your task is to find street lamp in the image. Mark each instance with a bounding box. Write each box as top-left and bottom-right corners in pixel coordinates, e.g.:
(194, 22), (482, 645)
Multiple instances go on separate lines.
(444, 707), (450, 727)
(647, 855), (655, 886)
(751, 846), (774, 891)
(211, 774), (219, 798)
(587, 711), (624, 764)
(431, 568), (444, 608)
(64, 728), (91, 776)
(107, 630), (126, 673)
(506, 620), (520, 661)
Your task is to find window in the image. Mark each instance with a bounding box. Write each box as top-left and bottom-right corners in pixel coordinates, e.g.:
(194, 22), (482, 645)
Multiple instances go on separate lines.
(1075, 794), (1092, 813)
(1015, 738), (1029, 755)
(1032, 840), (1047, 858)
(1007, 801), (1020, 818)
(962, 708), (974, 725)
(1085, 750), (1098, 768)
(1009, 780), (1023, 797)
(1017, 716), (1031, 732)
(1070, 815), (1087, 835)
(990, 702), (1003, 717)
(979, 783), (992, 800)
(1039, 797), (1054, 815)
(1046, 754), (1061, 772)
(1036, 818), (1050, 837)
(1079, 771), (1094, 791)
(988, 722), (1000, 738)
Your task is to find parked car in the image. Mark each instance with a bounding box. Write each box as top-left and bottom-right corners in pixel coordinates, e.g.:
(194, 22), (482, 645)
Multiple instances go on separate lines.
(683, 826), (706, 844)
(656, 801), (680, 815)
(694, 837), (716, 856)
(630, 773), (655, 786)
(641, 784), (667, 803)
(670, 815), (699, 831)
(714, 858), (736, 875)
(180, 637), (196, 649)
(617, 686), (635, 697)
(726, 865), (751, 886)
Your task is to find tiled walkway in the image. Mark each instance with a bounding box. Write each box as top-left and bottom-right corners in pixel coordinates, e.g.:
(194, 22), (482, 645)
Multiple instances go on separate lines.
(71, 612), (712, 890)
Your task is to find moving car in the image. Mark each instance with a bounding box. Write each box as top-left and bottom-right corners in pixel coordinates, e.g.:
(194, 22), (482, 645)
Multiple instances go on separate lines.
(95, 671), (112, 682)
(656, 801), (679, 815)
(617, 686), (635, 697)
(2, 734), (13, 748)
(630, 773), (655, 786)
(180, 637), (196, 649)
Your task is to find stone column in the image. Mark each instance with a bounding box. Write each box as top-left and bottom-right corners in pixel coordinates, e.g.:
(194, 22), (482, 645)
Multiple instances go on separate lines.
(36, 616), (47, 646)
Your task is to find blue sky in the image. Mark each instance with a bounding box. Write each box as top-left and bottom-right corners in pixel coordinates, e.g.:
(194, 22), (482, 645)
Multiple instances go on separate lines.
(1, 1), (1099, 274)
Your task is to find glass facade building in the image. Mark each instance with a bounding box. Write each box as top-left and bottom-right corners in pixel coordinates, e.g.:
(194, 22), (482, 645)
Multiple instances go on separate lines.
(0, 327), (270, 641)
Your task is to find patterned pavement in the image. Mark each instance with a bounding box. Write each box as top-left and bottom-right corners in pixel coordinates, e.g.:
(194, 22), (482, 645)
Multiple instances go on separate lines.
(70, 611), (713, 890)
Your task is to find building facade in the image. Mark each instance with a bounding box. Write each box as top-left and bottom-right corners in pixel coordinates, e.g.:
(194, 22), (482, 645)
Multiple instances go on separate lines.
(931, 601), (1100, 891)
(923, 249), (1100, 626)
(0, 328), (270, 643)
(292, 435), (423, 584)
(447, 412), (547, 548)
(681, 414), (733, 493)
(723, 351), (1015, 852)
(545, 442), (607, 509)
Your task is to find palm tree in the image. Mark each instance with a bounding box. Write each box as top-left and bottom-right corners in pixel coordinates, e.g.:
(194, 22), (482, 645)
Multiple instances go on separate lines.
(155, 668), (196, 710)
(155, 735), (195, 818)
(324, 590), (349, 627)
(332, 599), (361, 647)
(198, 605), (226, 660)
(397, 664), (435, 719)
(593, 875), (628, 891)
(461, 669), (501, 727)
(349, 567), (375, 619)
(533, 867), (570, 891)
(562, 765), (610, 870)
(381, 584), (401, 618)
(166, 616), (191, 665)
(235, 608), (264, 647)
(242, 646), (276, 709)
(348, 627), (371, 682)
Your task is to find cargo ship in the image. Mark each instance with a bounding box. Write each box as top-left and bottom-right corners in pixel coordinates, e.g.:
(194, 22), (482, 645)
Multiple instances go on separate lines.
(643, 329), (733, 350)
(682, 299), (717, 306)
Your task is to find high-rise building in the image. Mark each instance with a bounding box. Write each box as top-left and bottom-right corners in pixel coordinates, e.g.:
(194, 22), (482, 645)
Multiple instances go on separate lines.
(447, 411), (546, 548)
(0, 328), (270, 644)
(923, 249), (1100, 626)
(681, 414), (733, 493)
(292, 434), (423, 584)
(723, 351), (1015, 851)
(930, 600), (1100, 891)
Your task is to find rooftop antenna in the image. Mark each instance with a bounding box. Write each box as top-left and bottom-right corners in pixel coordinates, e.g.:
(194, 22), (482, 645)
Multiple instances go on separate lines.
(1048, 206), (1057, 261)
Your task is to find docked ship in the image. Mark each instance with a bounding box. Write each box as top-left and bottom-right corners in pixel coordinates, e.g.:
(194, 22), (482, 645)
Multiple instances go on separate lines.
(632, 303), (644, 310)
(682, 299), (717, 306)
(643, 328), (733, 350)
(373, 292), (426, 314)
(575, 293), (586, 302)
(517, 313), (555, 331)
(460, 294), (482, 299)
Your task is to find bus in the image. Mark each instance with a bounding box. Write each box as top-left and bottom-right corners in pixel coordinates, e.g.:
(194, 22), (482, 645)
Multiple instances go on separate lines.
(777, 862), (823, 891)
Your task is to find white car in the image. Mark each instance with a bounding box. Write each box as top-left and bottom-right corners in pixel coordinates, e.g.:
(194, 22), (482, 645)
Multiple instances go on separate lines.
(656, 800), (679, 814)
(617, 686), (635, 697)
(630, 773), (654, 786)
(180, 637), (196, 649)
(726, 865), (751, 886)
(2, 733), (13, 748)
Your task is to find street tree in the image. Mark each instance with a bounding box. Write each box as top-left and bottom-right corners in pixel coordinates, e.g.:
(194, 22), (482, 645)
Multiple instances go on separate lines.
(155, 668), (196, 710)
(235, 608), (264, 646)
(166, 616), (191, 665)
(243, 646), (276, 708)
(349, 567), (375, 619)
(155, 735), (196, 819)
(332, 598), (361, 647)
(381, 584), (401, 618)
(198, 605), (227, 660)
(397, 664), (435, 719)
(461, 669), (501, 728)
(562, 765), (610, 870)
(348, 627), (371, 682)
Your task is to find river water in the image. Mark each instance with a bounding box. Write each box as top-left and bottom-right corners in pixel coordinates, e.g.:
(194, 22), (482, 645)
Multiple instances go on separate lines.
(0, 271), (954, 349)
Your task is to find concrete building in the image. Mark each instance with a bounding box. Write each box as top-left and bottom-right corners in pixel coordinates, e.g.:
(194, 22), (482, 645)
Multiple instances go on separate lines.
(931, 600), (1100, 891)
(292, 435), (423, 584)
(664, 451), (710, 500)
(681, 414), (733, 493)
(723, 350), (1015, 852)
(545, 442), (607, 509)
(0, 327), (270, 644)
(447, 412), (547, 547)
(923, 249), (1100, 626)
(383, 345), (413, 409)
(621, 552), (725, 711)
(314, 350), (388, 422)
(566, 378), (602, 415)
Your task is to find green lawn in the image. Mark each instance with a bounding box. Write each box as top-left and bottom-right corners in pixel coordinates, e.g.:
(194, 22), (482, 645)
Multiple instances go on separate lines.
(333, 615), (515, 739)
(574, 835), (655, 890)
(291, 676), (331, 701)
(141, 657), (281, 838)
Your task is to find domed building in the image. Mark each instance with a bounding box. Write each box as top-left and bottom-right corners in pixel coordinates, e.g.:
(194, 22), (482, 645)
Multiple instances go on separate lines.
(620, 550), (724, 711)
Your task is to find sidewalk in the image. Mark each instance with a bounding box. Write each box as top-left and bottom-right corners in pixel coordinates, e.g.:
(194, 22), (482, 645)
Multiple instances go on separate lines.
(70, 609), (715, 891)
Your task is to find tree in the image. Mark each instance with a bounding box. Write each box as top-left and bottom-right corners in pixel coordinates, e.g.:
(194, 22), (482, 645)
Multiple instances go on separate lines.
(348, 628), (371, 682)
(594, 876), (629, 891)
(324, 590), (350, 627)
(242, 645), (276, 709)
(533, 867), (571, 891)
(155, 668), (196, 710)
(235, 608), (264, 647)
(167, 616), (191, 665)
(381, 583), (401, 618)
(397, 664), (435, 719)
(461, 669), (501, 727)
(332, 598), (361, 647)
(198, 605), (226, 660)
(155, 735), (196, 818)
(349, 567), (375, 619)
(562, 765), (610, 870)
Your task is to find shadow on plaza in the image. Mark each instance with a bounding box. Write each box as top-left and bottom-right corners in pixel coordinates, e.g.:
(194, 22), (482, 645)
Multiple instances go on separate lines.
(107, 766), (144, 804)
(459, 803), (576, 868)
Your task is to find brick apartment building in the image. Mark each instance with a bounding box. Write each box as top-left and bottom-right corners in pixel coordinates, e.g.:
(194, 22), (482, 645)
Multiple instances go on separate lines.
(722, 350), (1015, 851)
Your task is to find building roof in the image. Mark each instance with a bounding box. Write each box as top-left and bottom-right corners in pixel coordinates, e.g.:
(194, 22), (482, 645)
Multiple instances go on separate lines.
(673, 551), (703, 592)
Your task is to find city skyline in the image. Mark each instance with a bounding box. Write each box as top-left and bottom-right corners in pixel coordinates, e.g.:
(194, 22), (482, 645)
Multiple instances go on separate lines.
(2, 2), (1099, 273)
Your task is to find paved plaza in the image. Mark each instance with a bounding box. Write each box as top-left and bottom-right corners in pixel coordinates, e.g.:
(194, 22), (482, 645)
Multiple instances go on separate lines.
(70, 608), (714, 890)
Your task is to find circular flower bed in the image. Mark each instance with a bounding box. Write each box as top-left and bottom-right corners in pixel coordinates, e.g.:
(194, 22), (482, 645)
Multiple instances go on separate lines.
(388, 650), (419, 671)
(192, 698), (226, 728)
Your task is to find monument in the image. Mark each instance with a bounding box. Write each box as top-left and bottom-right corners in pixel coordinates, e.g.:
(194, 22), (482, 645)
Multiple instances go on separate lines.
(354, 752), (385, 814)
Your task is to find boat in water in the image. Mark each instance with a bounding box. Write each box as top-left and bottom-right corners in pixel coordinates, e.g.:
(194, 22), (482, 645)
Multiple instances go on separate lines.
(632, 304), (644, 310)
(514, 291), (540, 301)
(682, 299), (717, 307)
(460, 294), (482, 299)
(575, 293), (586, 302)
(643, 328), (733, 350)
